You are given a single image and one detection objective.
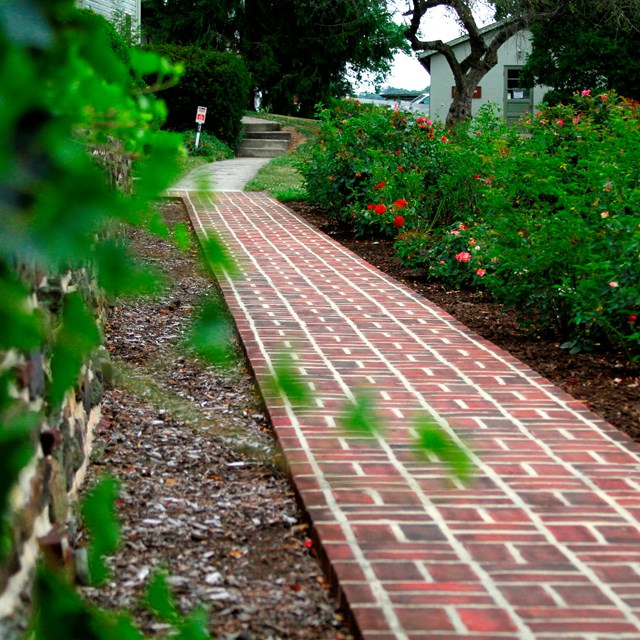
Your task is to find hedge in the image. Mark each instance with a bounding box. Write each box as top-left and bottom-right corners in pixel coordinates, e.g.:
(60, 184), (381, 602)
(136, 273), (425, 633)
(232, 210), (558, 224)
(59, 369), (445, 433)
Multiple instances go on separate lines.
(146, 45), (250, 149)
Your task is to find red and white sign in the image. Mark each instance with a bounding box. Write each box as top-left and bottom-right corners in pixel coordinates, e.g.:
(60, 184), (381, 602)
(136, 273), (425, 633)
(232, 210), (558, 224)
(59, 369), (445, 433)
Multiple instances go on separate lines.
(195, 106), (207, 124)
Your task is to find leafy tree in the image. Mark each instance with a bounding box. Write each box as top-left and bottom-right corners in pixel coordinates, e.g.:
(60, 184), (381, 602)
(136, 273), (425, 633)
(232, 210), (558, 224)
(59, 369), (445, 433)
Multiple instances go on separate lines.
(142, 0), (244, 50)
(521, 0), (640, 103)
(402, 0), (561, 128)
(142, 0), (406, 116)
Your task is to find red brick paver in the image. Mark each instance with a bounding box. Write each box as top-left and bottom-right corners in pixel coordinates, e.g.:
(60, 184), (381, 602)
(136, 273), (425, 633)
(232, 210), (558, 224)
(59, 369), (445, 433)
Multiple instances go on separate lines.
(175, 190), (640, 640)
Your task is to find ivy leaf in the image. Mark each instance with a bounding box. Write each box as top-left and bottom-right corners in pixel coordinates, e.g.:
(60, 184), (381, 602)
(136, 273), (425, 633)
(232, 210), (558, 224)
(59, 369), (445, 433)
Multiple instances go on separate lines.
(145, 570), (178, 624)
(81, 476), (120, 585)
(413, 417), (473, 483)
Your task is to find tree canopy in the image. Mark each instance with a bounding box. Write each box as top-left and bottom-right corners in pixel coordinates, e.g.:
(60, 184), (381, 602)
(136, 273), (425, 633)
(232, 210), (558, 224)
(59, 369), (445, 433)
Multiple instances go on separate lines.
(142, 0), (406, 116)
(521, 0), (640, 103)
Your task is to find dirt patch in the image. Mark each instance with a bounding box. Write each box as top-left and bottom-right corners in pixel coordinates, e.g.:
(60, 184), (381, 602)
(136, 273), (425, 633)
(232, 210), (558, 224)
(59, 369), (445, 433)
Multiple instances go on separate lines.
(286, 201), (640, 443)
(79, 200), (351, 640)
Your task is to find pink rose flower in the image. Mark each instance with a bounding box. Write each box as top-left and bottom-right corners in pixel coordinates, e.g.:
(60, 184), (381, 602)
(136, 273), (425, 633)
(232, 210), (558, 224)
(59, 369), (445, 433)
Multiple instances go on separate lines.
(455, 252), (471, 262)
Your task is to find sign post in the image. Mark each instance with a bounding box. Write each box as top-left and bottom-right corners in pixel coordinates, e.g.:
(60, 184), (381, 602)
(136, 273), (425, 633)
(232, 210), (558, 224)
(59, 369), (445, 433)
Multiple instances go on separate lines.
(195, 106), (207, 149)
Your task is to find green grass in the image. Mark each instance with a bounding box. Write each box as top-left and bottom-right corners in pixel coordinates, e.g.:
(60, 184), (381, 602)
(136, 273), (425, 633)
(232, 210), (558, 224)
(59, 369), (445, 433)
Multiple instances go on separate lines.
(244, 151), (307, 201)
(177, 155), (211, 178)
(244, 113), (320, 201)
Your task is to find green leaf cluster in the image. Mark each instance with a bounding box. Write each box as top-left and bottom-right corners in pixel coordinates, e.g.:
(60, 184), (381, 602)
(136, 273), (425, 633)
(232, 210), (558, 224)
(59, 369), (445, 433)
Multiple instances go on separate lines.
(31, 478), (212, 640)
(0, 0), (191, 632)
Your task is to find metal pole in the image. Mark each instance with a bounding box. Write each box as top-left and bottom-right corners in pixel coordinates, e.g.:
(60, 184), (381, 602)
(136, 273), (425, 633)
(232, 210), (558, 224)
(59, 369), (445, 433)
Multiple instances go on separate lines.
(195, 122), (202, 149)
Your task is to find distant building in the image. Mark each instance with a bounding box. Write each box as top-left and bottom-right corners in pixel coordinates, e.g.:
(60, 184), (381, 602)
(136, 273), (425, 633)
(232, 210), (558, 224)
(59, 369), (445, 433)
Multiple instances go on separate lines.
(78, 0), (141, 39)
(420, 23), (550, 124)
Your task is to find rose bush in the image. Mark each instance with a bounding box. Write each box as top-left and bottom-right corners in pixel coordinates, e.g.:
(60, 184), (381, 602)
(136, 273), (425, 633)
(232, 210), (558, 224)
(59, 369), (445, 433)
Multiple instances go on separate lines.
(302, 93), (640, 353)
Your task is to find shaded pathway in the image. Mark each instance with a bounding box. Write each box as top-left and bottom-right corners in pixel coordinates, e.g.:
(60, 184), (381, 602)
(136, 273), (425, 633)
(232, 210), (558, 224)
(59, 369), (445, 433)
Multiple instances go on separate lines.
(172, 188), (640, 640)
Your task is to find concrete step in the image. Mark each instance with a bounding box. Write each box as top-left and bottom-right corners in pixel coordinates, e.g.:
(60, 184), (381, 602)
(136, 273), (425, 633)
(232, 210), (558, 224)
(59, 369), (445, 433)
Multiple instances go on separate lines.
(237, 144), (289, 158)
(243, 121), (282, 133)
(243, 130), (292, 141)
(238, 117), (292, 158)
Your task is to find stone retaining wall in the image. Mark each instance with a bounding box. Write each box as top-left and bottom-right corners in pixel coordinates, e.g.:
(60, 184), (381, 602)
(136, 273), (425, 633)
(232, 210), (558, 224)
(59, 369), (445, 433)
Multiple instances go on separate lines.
(0, 270), (111, 636)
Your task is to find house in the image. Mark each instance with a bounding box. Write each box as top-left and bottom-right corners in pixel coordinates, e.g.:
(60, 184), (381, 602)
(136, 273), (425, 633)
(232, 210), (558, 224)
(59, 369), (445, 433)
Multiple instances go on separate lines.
(420, 23), (550, 124)
(78, 0), (141, 39)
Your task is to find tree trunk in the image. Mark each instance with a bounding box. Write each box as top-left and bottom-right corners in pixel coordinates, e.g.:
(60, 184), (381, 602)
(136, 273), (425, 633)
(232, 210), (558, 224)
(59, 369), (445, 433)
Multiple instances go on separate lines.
(446, 80), (475, 129)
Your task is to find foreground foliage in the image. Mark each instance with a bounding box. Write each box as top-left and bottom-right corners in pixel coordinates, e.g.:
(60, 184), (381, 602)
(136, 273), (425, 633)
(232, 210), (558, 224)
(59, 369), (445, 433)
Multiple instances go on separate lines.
(301, 94), (640, 355)
(0, 1), (221, 638)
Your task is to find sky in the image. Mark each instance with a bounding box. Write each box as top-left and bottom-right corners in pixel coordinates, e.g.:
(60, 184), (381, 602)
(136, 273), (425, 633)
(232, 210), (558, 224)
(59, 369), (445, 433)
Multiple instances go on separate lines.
(355, 2), (495, 93)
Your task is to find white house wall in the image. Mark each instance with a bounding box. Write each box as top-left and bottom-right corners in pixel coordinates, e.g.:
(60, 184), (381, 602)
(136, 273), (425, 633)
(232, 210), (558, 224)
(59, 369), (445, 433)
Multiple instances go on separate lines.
(78, 0), (141, 32)
(428, 31), (550, 122)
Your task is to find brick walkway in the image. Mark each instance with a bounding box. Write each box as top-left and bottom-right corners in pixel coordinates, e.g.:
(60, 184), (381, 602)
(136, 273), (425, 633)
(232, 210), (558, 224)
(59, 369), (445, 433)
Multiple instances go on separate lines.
(174, 189), (640, 640)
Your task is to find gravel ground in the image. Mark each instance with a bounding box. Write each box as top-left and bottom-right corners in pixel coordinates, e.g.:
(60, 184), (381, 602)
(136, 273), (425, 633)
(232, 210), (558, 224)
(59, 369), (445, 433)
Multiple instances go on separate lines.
(78, 200), (352, 640)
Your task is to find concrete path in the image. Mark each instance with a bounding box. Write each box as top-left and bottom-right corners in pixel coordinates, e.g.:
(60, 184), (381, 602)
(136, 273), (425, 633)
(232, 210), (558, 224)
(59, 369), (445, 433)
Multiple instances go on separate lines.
(170, 157), (270, 192)
(170, 188), (640, 640)
(171, 116), (278, 192)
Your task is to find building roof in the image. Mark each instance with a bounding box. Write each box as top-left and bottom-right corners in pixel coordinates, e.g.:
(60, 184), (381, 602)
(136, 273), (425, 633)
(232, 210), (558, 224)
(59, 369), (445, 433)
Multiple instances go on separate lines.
(419, 20), (507, 60)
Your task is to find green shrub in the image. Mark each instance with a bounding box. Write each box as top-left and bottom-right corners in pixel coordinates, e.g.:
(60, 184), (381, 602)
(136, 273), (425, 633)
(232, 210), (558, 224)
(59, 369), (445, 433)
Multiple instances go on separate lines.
(477, 92), (640, 349)
(303, 93), (640, 353)
(146, 45), (250, 149)
(181, 131), (233, 159)
(299, 99), (508, 239)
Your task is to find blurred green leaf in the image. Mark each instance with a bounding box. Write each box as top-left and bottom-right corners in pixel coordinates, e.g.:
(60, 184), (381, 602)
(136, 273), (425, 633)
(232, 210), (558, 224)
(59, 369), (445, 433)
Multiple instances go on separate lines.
(129, 48), (167, 77)
(80, 476), (120, 585)
(413, 418), (473, 483)
(33, 566), (102, 640)
(0, 276), (43, 350)
(186, 300), (235, 366)
(200, 234), (238, 277)
(93, 239), (164, 298)
(49, 293), (101, 406)
(0, 419), (35, 560)
(174, 608), (210, 640)
(172, 222), (192, 252)
(268, 353), (312, 408)
(339, 389), (382, 436)
(145, 570), (178, 624)
(33, 565), (145, 640)
(93, 614), (145, 640)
